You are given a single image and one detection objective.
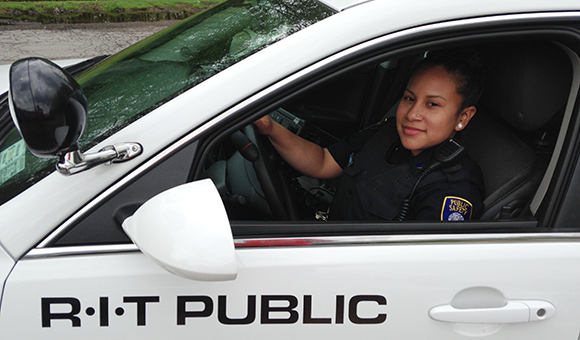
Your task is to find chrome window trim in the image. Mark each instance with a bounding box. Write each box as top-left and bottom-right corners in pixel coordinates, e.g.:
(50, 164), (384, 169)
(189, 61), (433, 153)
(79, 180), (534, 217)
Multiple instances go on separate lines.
(26, 244), (140, 259)
(26, 232), (580, 259)
(37, 10), (580, 249)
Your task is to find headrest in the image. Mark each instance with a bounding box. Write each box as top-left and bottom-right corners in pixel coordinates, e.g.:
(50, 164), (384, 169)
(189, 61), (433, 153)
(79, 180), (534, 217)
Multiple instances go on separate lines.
(480, 41), (573, 131)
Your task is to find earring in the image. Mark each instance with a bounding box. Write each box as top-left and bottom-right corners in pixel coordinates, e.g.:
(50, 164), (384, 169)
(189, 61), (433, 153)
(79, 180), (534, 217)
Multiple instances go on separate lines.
(457, 123), (463, 129)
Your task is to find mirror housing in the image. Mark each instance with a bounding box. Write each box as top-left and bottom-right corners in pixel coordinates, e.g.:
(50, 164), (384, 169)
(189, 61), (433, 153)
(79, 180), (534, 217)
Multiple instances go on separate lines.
(8, 57), (143, 175)
(122, 179), (237, 281)
(9, 57), (87, 158)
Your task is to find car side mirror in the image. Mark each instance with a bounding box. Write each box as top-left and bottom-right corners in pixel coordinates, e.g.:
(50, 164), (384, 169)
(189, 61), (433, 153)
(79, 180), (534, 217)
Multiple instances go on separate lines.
(8, 57), (142, 175)
(9, 57), (87, 157)
(122, 179), (238, 281)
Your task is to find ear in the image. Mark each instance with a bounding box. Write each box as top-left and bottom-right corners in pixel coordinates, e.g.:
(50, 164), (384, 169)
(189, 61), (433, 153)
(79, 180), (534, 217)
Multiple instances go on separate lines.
(455, 106), (476, 131)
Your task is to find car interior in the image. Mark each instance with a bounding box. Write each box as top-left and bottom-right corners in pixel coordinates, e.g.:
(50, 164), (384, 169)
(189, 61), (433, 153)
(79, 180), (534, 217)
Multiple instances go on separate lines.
(198, 40), (575, 223)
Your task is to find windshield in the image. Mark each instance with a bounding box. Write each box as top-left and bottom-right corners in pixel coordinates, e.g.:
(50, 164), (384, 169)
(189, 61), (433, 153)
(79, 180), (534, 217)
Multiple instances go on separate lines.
(0, 0), (335, 206)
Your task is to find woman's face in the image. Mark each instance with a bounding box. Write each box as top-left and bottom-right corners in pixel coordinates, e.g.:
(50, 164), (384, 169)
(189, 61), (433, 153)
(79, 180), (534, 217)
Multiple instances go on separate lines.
(396, 65), (475, 156)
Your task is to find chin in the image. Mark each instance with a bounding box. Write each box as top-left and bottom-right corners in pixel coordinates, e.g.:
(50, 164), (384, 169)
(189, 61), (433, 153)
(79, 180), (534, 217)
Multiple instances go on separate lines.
(400, 141), (419, 153)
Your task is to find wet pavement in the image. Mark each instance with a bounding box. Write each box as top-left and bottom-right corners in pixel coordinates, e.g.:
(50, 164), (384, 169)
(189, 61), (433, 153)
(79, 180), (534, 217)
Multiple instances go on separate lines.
(0, 20), (178, 65)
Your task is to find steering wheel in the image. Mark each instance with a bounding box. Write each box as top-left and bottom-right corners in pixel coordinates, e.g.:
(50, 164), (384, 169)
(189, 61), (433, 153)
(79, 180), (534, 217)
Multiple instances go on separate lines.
(241, 124), (298, 220)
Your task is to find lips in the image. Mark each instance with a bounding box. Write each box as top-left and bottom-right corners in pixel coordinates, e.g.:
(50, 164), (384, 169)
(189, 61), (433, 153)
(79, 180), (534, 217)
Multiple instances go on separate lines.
(402, 125), (424, 136)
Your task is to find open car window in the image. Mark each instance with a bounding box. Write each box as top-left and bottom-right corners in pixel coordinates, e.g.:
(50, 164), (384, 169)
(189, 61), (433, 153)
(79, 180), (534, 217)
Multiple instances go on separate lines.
(198, 41), (576, 225)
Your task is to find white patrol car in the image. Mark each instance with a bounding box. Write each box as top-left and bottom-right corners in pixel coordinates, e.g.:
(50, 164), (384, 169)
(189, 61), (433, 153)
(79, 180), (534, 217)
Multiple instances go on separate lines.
(1, 0), (580, 338)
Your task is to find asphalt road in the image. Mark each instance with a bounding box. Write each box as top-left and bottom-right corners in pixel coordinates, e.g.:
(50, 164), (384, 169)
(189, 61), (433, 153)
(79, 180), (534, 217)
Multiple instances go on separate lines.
(0, 21), (178, 65)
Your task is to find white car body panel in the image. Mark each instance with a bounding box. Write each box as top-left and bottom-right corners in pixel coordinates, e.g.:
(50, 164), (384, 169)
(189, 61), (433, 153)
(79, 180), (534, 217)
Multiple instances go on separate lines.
(1, 240), (580, 338)
(0, 246), (14, 302)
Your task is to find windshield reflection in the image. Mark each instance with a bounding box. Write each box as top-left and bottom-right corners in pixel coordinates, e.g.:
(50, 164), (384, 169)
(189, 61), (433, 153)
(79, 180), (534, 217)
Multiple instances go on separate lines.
(0, 0), (334, 206)
(76, 0), (334, 150)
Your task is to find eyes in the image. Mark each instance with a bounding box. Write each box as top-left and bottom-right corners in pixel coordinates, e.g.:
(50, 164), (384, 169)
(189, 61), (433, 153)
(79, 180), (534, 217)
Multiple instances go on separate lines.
(403, 95), (441, 108)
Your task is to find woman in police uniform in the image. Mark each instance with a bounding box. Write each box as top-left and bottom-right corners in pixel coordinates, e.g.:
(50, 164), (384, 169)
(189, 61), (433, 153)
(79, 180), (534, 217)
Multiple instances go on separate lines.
(254, 50), (485, 221)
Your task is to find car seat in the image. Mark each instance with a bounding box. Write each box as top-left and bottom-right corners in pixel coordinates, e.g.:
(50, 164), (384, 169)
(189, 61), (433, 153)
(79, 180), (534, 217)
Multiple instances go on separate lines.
(462, 41), (573, 219)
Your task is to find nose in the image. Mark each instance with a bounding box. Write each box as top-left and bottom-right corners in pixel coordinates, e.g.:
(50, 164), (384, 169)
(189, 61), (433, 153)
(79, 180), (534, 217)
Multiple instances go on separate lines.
(404, 103), (423, 121)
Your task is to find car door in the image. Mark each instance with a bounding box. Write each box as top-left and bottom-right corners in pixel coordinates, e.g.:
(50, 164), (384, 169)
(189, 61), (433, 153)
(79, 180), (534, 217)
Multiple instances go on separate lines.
(2, 218), (579, 338)
(2, 12), (580, 340)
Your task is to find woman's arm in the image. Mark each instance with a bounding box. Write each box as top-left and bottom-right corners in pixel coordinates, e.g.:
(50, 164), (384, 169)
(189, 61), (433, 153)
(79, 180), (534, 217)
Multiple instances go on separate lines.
(254, 115), (343, 179)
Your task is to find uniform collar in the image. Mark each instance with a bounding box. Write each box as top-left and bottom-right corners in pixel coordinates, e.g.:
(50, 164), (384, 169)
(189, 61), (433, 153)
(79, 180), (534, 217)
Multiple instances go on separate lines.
(385, 140), (437, 175)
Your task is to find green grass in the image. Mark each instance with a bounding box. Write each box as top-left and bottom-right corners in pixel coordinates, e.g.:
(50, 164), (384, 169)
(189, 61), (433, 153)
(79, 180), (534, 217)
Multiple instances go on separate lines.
(0, 0), (225, 23)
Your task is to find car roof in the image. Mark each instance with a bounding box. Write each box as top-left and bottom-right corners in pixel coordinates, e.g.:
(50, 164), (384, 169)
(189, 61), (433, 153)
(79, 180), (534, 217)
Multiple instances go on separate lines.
(324, 0), (580, 13)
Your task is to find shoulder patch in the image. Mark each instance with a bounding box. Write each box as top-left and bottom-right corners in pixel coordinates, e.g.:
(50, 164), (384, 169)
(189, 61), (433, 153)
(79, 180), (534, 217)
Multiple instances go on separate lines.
(441, 196), (473, 221)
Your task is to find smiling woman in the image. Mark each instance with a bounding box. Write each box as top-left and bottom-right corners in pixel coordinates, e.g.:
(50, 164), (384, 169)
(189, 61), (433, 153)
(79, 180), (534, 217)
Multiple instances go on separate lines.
(396, 49), (483, 156)
(253, 49), (485, 221)
(396, 65), (474, 156)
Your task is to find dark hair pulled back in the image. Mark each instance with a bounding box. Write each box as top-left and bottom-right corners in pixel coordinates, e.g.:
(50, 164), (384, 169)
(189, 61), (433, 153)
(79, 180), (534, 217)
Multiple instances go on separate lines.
(416, 48), (484, 111)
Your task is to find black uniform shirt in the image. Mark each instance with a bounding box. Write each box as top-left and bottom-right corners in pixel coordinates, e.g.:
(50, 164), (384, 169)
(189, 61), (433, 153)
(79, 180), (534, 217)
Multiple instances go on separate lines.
(327, 119), (484, 221)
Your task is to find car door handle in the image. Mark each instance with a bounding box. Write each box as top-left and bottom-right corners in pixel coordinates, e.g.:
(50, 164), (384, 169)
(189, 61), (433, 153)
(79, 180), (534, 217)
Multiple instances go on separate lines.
(429, 300), (555, 324)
